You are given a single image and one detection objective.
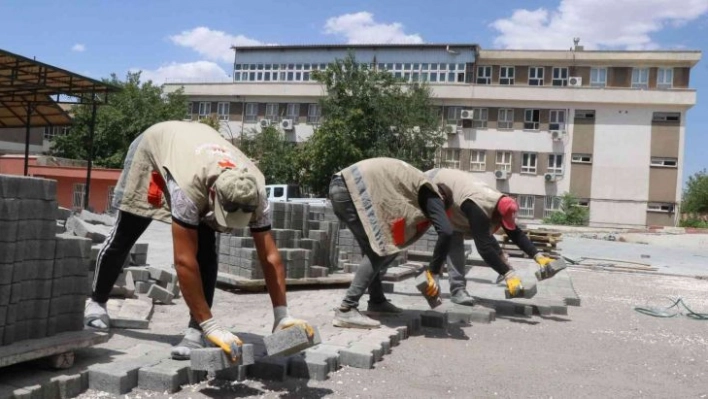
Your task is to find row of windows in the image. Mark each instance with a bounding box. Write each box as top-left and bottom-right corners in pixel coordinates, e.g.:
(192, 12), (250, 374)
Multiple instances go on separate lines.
(445, 107), (566, 131)
(475, 66), (675, 89)
(570, 153), (678, 168)
(71, 184), (116, 214)
(234, 62), (468, 84)
(186, 102), (323, 124)
(442, 149), (565, 175)
(43, 126), (70, 140)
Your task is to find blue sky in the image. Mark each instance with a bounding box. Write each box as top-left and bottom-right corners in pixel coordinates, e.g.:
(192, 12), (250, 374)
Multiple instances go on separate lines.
(1, 0), (706, 184)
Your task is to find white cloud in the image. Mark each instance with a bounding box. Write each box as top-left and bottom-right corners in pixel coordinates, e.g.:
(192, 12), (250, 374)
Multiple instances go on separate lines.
(491, 0), (708, 50)
(324, 12), (423, 44)
(71, 43), (86, 52)
(134, 61), (230, 85)
(169, 27), (264, 62)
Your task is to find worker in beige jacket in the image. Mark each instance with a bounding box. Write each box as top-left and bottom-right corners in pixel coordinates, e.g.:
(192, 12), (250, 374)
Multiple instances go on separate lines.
(330, 158), (454, 329)
(425, 168), (555, 303)
(84, 121), (313, 361)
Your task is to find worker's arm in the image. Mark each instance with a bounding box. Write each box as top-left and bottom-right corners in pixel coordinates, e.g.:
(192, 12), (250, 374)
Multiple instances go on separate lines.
(420, 186), (454, 274)
(460, 199), (511, 276)
(171, 220), (211, 323)
(503, 225), (539, 258)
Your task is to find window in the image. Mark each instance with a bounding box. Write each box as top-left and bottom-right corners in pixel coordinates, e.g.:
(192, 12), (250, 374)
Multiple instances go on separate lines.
(577, 199), (590, 208)
(657, 68), (673, 89)
(470, 150), (486, 171)
(265, 103), (280, 122)
(647, 203), (675, 213)
(650, 157), (678, 168)
(106, 186), (116, 214)
(307, 104), (321, 124)
(198, 102), (211, 119)
(495, 151), (512, 172)
(552, 67), (569, 86)
(446, 106), (462, 125)
(575, 110), (595, 120)
(285, 103), (300, 121)
(476, 66), (491, 84)
(549, 110), (566, 131)
(524, 109), (540, 130)
(529, 67), (544, 86)
(590, 68), (607, 88)
(73, 183), (85, 209)
(500, 66), (515, 85)
(217, 102), (229, 121)
(548, 154), (564, 174)
(521, 153), (537, 174)
(443, 148), (461, 169)
(544, 196), (562, 218)
(184, 102), (193, 120)
(43, 126), (69, 140)
(631, 68), (649, 89)
(652, 112), (680, 122)
(518, 195), (535, 218)
(571, 153), (592, 164)
(245, 103), (258, 123)
(472, 108), (488, 128)
(498, 109), (514, 129)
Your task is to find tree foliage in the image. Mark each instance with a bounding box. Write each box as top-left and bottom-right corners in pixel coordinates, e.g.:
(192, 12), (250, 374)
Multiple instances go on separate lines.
(543, 192), (590, 226)
(51, 72), (187, 168)
(682, 169), (708, 214)
(298, 53), (445, 195)
(239, 126), (302, 186)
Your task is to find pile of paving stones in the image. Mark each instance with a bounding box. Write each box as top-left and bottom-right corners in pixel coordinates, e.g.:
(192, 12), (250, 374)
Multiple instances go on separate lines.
(217, 202), (341, 279)
(0, 175), (92, 346)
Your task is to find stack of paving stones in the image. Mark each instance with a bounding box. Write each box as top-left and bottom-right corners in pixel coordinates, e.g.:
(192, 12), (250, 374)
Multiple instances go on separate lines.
(0, 175), (91, 347)
(217, 202), (341, 280)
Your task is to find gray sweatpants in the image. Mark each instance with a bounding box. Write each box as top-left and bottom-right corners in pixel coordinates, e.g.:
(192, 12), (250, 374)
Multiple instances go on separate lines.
(329, 175), (394, 309)
(446, 232), (470, 295)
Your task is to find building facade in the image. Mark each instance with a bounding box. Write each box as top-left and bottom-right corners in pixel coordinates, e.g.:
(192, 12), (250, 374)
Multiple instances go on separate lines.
(163, 43), (701, 228)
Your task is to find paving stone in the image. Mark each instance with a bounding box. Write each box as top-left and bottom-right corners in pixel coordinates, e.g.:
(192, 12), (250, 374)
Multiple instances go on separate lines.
(50, 374), (83, 399)
(87, 348), (163, 395)
(191, 345), (255, 372)
(248, 356), (289, 381)
(125, 267), (151, 282)
(263, 325), (321, 357)
(138, 359), (189, 393)
(288, 353), (330, 381)
(147, 284), (174, 304)
(339, 344), (376, 369)
(65, 216), (110, 243)
(421, 309), (448, 329)
(149, 267), (176, 287)
(135, 281), (152, 294)
(187, 369), (208, 385)
(212, 365), (249, 382)
(111, 299), (154, 329)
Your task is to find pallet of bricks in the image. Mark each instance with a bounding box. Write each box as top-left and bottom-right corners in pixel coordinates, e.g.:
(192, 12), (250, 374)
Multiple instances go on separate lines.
(498, 228), (563, 259)
(0, 174), (107, 368)
(217, 202), (341, 283)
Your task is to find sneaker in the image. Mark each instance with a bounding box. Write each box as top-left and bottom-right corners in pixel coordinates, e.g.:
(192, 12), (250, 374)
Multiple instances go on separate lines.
(450, 290), (476, 307)
(84, 299), (110, 330)
(366, 300), (403, 314)
(332, 307), (381, 329)
(171, 327), (206, 360)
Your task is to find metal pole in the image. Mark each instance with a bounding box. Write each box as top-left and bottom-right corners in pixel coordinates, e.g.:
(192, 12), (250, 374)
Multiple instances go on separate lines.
(83, 102), (97, 209)
(23, 103), (32, 176)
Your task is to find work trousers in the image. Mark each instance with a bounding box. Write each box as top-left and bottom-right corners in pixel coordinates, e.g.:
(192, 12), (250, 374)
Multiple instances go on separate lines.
(91, 211), (218, 330)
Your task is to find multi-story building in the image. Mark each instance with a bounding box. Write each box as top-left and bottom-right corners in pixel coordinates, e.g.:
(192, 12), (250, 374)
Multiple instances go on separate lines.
(163, 43), (701, 228)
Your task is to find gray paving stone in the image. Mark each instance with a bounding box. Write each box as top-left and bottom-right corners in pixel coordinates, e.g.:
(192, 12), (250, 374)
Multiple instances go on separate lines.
(138, 359), (189, 393)
(339, 344), (375, 369)
(288, 353), (330, 381)
(125, 267), (151, 282)
(263, 325), (321, 357)
(87, 350), (164, 395)
(421, 309), (448, 329)
(248, 356), (289, 381)
(212, 365), (249, 382)
(191, 345), (254, 372)
(50, 374), (83, 399)
(135, 281), (152, 294)
(147, 284), (174, 304)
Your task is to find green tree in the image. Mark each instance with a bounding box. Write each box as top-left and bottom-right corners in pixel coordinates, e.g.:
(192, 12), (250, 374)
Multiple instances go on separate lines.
(239, 125), (301, 185)
(543, 192), (590, 226)
(199, 114), (222, 132)
(299, 53), (445, 195)
(682, 169), (708, 214)
(51, 72), (187, 168)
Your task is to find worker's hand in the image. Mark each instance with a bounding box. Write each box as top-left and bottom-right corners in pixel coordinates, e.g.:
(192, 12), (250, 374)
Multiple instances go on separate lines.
(534, 253), (553, 267)
(200, 318), (243, 362)
(273, 315), (315, 339)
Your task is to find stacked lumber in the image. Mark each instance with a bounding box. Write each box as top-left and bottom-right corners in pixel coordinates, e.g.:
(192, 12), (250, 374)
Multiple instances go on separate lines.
(498, 229), (563, 259)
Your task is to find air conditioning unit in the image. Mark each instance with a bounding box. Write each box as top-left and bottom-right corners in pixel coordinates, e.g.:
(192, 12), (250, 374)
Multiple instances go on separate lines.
(461, 109), (474, 120)
(551, 130), (566, 141)
(494, 170), (509, 180)
(259, 119), (271, 128)
(445, 124), (458, 135)
(544, 173), (559, 182)
(280, 119), (294, 131)
(568, 76), (582, 87)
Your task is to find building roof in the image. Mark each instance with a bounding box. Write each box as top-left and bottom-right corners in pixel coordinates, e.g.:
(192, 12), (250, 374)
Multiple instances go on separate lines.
(232, 43), (479, 52)
(0, 48), (121, 128)
(479, 49), (702, 66)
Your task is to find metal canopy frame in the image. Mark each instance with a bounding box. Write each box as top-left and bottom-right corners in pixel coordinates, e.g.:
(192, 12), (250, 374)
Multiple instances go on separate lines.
(0, 48), (121, 208)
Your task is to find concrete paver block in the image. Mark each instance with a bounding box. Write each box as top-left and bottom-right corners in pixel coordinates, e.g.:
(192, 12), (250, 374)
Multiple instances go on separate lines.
(135, 281), (151, 294)
(213, 365), (248, 382)
(421, 309), (448, 329)
(111, 299), (154, 329)
(263, 325), (322, 357)
(147, 284), (174, 304)
(339, 344), (376, 369)
(191, 345), (255, 372)
(138, 359), (189, 393)
(248, 356), (289, 381)
(125, 266), (150, 282)
(288, 353), (330, 381)
(50, 374), (83, 399)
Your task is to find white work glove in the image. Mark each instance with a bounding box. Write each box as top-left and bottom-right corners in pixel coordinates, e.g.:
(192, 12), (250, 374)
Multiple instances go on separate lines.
(199, 318), (243, 362)
(273, 306), (314, 338)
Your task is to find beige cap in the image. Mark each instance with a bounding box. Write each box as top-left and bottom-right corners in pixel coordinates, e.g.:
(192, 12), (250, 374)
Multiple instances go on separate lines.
(212, 168), (259, 229)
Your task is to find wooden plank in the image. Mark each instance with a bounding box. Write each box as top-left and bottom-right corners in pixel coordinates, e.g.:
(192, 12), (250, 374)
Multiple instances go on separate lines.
(217, 272), (354, 292)
(0, 330), (109, 369)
